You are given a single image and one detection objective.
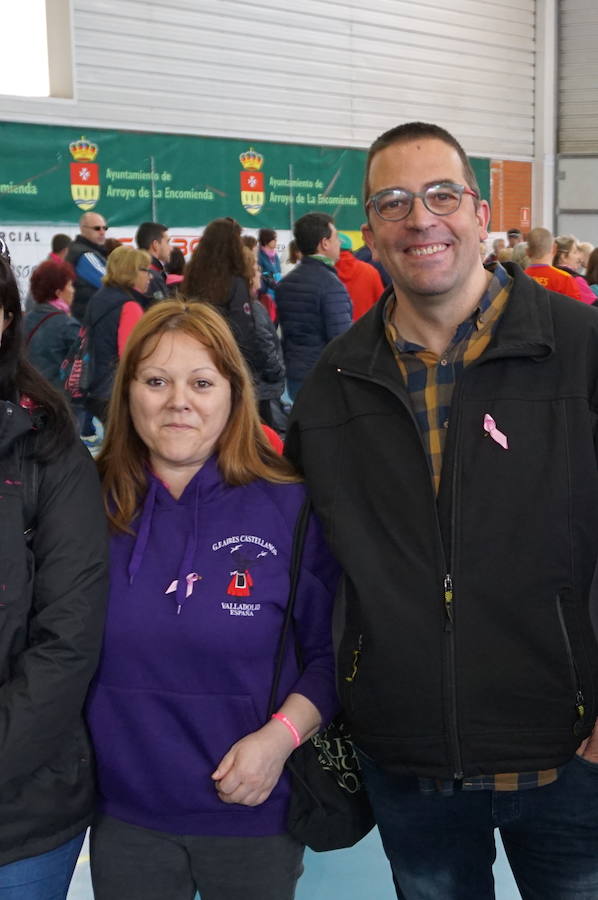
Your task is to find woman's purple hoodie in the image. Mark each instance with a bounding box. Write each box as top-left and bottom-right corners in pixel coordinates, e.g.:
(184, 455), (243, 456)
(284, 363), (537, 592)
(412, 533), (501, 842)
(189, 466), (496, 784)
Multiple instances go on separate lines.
(86, 456), (339, 837)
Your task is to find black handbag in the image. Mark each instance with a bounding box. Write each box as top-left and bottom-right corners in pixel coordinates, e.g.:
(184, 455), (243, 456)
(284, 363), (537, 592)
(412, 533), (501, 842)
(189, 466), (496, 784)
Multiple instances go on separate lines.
(267, 500), (375, 852)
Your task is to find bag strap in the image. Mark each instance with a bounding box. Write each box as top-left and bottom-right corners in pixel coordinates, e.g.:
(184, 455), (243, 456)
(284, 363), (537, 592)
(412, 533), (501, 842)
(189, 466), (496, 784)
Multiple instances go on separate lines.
(25, 311), (62, 346)
(267, 497), (311, 719)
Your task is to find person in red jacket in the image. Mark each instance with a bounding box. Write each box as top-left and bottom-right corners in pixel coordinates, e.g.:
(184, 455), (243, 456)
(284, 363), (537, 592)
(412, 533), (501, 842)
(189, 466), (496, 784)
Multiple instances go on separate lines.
(335, 233), (384, 320)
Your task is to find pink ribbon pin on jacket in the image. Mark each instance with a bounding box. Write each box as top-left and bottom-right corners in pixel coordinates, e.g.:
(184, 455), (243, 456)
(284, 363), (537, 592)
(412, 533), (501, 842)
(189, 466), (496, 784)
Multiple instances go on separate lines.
(483, 414), (508, 450)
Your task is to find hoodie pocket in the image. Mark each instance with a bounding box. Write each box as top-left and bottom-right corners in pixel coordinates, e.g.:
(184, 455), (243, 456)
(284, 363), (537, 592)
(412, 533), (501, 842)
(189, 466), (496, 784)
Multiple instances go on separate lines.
(556, 594), (587, 736)
(88, 684), (262, 816)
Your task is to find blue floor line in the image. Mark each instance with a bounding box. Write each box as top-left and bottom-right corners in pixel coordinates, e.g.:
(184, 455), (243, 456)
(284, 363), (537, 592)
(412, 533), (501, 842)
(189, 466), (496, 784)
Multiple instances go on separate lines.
(67, 828), (522, 899)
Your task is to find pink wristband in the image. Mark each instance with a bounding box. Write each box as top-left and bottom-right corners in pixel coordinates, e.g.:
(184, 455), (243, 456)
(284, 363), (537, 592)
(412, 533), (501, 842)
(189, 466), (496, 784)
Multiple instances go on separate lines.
(271, 713), (301, 747)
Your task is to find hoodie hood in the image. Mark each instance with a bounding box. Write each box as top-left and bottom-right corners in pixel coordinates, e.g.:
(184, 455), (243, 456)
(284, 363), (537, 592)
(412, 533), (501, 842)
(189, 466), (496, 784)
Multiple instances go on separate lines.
(335, 250), (358, 281)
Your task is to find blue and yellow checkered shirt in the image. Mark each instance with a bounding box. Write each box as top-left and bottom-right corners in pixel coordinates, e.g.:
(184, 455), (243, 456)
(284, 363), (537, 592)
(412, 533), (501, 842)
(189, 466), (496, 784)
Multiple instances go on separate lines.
(384, 263), (561, 794)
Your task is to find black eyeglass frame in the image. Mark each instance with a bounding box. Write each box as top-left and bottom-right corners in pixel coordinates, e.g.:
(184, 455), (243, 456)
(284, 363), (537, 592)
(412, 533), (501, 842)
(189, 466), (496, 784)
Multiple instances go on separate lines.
(83, 224), (109, 232)
(366, 182), (479, 222)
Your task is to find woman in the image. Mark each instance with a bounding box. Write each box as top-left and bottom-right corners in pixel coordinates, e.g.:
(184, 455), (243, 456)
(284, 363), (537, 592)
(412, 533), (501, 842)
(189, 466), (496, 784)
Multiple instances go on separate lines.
(24, 259), (80, 388)
(87, 300), (338, 900)
(166, 245), (186, 288)
(243, 246), (287, 433)
(553, 235), (596, 303)
(0, 257), (107, 898)
(585, 247), (598, 300)
(258, 228), (282, 290)
(182, 217), (270, 381)
(85, 244), (150, 423)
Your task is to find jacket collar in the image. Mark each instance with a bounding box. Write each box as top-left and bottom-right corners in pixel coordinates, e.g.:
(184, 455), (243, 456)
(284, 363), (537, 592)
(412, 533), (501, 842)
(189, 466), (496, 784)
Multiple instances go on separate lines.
(327, 261), (554, 382)
(75, 234), (107, 257)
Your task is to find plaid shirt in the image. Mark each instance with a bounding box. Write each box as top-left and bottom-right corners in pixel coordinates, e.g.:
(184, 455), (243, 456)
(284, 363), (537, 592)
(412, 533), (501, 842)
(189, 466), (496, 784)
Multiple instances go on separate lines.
(384, 263), (561, 795)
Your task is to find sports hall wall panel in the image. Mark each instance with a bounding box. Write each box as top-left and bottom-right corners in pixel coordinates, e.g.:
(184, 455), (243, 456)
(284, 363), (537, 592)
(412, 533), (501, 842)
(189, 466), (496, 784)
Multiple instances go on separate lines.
(0, 0), (536, 160)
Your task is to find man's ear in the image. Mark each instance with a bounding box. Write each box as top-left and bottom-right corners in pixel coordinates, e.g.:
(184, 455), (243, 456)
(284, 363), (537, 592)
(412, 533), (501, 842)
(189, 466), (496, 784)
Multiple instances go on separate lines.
(361, 222), (380, 261)
(477, 200), (491, 242)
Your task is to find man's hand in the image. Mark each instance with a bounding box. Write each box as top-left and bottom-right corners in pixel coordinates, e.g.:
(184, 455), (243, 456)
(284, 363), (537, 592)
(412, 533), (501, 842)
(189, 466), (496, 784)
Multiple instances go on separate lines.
(576, 717), (598, 763)
(211, 722), (295, 807)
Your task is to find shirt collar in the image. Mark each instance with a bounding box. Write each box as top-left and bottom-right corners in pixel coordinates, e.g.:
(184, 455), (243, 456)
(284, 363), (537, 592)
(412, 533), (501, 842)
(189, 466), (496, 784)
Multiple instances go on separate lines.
(384, 262), (512, 353)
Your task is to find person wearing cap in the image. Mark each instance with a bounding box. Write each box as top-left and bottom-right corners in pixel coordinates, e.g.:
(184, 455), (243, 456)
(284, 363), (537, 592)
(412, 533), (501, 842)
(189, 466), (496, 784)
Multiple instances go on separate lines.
(335, 232), (384, 320)
(506, 228), (522, 248)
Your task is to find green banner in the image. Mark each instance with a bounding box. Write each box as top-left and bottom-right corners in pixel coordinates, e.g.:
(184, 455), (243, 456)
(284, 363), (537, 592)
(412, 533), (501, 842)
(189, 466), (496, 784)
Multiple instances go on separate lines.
(0, 121), (490, 229)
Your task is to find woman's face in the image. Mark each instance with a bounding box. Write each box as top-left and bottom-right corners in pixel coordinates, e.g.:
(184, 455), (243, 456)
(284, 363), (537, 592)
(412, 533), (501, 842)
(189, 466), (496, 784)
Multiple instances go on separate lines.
(129, 331), (232, 480)
(56, 279), (74, 306)
(133, 265), (152, 294)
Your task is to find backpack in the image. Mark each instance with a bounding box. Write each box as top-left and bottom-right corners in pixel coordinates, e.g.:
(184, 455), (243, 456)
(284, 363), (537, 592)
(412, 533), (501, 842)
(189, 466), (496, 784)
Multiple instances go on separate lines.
(60, 323), (93, 400)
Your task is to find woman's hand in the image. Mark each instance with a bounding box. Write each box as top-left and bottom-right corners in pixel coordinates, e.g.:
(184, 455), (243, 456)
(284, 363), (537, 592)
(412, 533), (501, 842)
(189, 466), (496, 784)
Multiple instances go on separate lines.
(211, 720), (296, 807)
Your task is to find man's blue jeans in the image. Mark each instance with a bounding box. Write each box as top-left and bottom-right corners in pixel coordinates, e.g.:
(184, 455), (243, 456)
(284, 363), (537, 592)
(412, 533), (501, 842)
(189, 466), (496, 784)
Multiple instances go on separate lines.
(359, 752), (598, 899)
(0, 832), (85, 899)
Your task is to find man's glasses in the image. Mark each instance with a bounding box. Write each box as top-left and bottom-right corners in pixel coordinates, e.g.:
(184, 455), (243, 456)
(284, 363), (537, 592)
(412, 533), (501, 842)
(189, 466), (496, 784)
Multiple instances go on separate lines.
(366, 182), (478, 222)
(138, 267), (152, 273)
(84, 224), (108, 232)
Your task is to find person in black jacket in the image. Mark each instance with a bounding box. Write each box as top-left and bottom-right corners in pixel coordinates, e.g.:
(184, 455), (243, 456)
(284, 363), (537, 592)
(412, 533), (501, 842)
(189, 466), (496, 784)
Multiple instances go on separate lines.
(243, 246), (287, 433)
(66, 212), (109, 323)
(275, 212), (352, 400)
(286, 121), (598, 900)
(135, 221), (172, 305)
(182, 218), (272, 385)
(0, 256), (107, 897)
(86, 246), (149, 424)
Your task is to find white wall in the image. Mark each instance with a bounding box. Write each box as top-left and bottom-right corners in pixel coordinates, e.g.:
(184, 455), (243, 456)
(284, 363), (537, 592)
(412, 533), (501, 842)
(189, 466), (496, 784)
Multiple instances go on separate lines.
(0, 0), (536, 159)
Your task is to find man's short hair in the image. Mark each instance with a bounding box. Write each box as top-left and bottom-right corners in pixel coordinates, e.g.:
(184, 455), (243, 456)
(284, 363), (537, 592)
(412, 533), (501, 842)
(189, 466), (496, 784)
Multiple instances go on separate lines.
(526, 227), (553, 259)
(507, 228), (522, 240)
(363, 121), (481, 209)
(136, 222), (168, 251)
(51, 233), (71, 254)
(293, 212), (334, 256)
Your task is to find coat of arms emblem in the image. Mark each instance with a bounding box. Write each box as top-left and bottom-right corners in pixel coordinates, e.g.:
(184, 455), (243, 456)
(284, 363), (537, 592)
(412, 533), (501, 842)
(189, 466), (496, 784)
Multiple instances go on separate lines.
(69, 136), (100, 211)
(239, 147), (264, 216)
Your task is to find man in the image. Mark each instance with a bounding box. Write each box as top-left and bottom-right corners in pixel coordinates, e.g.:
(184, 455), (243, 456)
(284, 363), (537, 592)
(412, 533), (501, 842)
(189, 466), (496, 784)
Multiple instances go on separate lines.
(524, 226), (581, 300)
(335, 232), (384, 320)
(49, 233), (72, 263)
(506, 227), (522, 248)
(483, 235), (505, 265)
(66, 212), (108, 322)
(286, 122), (598, 899)
(275, 212), (352, 400)
(135, 221), (171, 304)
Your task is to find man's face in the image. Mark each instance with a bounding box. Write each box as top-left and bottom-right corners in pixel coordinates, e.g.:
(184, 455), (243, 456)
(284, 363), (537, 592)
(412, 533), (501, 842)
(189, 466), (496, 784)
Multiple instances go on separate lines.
(363, 139), (490, 308)
(507, 233), (521, 248)
(321, 224), (341, 263)
(81, 213), (108, 246)
(154, 231), (172, 264)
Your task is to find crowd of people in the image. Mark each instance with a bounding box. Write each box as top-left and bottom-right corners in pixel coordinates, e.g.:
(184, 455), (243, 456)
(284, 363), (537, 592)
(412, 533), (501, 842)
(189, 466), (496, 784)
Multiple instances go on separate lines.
(2, 119), (598, 900)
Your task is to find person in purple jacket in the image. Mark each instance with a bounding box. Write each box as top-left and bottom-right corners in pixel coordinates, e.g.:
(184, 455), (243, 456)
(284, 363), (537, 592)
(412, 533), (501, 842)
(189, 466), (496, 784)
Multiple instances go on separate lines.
(86, 299), (339, 900)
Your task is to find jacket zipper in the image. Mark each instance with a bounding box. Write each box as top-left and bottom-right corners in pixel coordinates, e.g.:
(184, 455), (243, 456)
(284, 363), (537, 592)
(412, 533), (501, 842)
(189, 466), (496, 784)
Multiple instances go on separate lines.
(556, 595), (585, 722)
(345, 633), (363, 683)
(337, 366), (463, 776)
